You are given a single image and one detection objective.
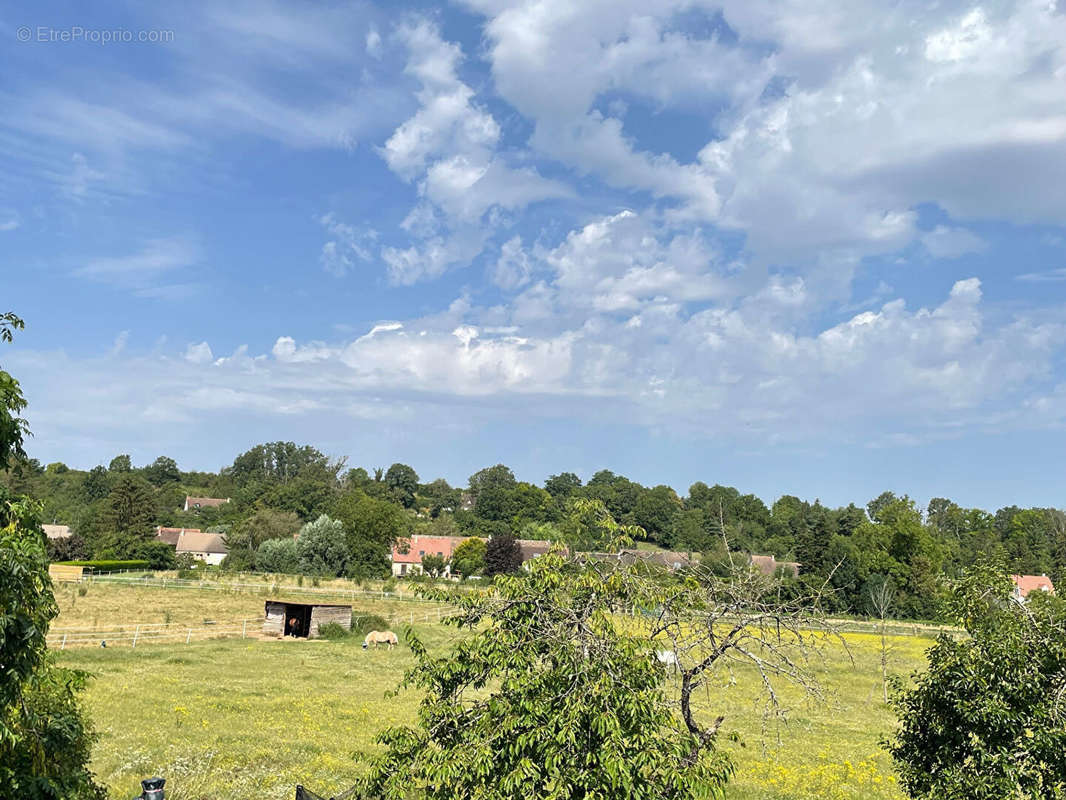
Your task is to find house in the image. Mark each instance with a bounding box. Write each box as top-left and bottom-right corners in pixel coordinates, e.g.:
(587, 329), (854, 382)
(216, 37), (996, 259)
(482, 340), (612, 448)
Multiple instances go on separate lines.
(748, 554), (801, 579)
(175, 530), (228, 566)
(155, 526), (201, 547)
(262, 601), (351, 638)
(1011, 574), (1055, 602)
(516, 539), (558, 564)
(42, 524), (72, 540)
(391, 535), (470, 577)
(183, 496), (230, 512)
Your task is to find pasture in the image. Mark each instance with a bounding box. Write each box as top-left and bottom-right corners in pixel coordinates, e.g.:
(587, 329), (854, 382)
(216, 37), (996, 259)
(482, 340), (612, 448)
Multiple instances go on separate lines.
(53, 582), (930, 800)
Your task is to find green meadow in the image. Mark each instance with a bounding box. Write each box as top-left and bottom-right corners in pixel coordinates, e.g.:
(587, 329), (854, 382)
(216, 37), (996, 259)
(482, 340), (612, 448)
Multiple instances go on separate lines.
(54, 583), (931, 800)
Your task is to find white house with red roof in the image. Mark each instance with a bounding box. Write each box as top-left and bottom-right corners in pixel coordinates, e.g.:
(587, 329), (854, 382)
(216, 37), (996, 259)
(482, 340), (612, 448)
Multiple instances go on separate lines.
(391, 535), (470, 577)
(1011, 574), (1055, 602)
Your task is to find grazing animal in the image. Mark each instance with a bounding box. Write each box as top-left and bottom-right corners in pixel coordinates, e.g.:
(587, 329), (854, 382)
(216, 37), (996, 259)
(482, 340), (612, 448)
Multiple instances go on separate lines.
(656, 649), (679, 673)
(363, 630), (399, 650)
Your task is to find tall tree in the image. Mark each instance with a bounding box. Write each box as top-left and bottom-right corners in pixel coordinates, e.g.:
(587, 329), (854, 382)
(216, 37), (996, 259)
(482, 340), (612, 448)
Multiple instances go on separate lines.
(143, 455), (180, 486)
(226, 441), (339, 486)
(0, 315), (103, 799)
(107, 454), (131, 473)
(544, 471), (582, 499)
(296, 515), (349, 577)
(484, 532), (522, 576)
(384, 463), (419, 508)
(467, 464), (516, 499)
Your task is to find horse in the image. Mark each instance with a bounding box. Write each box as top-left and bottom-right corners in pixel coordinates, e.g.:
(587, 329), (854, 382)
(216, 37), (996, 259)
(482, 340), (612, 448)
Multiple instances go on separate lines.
(363, 630), (399, 650)
(656, 649), (679, 674)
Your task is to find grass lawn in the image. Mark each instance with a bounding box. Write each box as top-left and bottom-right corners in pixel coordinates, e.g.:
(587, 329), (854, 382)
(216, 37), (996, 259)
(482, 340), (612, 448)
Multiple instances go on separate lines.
(54, 584), (930, 800)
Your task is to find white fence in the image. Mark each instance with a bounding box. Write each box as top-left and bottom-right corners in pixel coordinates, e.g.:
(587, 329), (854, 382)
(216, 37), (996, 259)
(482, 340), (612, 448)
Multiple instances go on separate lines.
(80, 572), (450, 605)
(47, 606), (456, 650)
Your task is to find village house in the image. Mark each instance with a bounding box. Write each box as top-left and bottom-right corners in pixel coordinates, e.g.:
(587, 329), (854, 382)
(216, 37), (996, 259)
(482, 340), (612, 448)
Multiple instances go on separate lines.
(154, 526), (201, 546)
(391, 534), (468, 577)
(175, 530), (228, 566)
(748, 554), (801, 578)
(183, 495), (230, 512)
(1011, 573), (1055, 602)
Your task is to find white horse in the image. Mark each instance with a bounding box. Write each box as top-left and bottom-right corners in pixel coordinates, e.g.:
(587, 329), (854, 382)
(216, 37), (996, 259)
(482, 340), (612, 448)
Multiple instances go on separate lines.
(363, 630), (399, 650)
(656, 649), (679, 673)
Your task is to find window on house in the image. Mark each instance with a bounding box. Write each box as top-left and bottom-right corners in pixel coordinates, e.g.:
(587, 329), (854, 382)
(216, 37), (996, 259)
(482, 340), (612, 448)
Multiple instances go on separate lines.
(419, 550), (425, 556)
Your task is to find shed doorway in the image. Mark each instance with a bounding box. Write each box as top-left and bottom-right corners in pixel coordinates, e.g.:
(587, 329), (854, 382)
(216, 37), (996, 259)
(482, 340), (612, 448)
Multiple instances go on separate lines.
(283, 603), (312, 638)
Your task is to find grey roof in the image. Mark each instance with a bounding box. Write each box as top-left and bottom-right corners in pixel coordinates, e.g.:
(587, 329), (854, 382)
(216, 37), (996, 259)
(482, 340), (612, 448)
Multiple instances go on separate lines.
(176, 531), (228, 554)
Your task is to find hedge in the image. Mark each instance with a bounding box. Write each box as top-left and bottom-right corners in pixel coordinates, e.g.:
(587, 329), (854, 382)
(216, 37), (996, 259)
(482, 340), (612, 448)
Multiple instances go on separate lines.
(54, 560), (151, 571)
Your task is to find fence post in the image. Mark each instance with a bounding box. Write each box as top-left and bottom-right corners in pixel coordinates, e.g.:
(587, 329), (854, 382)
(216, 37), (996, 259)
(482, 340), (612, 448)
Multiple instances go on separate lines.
(61, 633), (67, 650)
(242, 620), (247, 639)
(186, 628), (192, 644)
(132, 625), (140, 648)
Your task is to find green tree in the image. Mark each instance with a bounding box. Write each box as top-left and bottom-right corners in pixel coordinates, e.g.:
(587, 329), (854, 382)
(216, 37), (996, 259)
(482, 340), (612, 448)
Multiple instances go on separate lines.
(420, 552), (447, 577)
(0, 315), (103, 799)
(357, 522), (732, 800)
(95, 475), (157, 558)
(226, 441), (339, 486)
(143, 455), (180, 486)
(223, 509), (301, 571)
(544, 471), (582, 499)
(296, 514), (349, 576)
(889, 563), (1066, 798)
(450, 537), (486, 578)
(468, 464), (516, 498)
(384, 462), (420, 508)
(484, 532), (522, 575)
(82, 466), (110, 501)
(256, 537), (299, 574)
(107, 454), (131, 473)
(332, 490), (406, 578)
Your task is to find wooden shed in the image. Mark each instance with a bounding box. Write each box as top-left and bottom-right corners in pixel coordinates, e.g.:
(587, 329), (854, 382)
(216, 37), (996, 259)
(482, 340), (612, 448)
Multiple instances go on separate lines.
(263, 601), (352, 639)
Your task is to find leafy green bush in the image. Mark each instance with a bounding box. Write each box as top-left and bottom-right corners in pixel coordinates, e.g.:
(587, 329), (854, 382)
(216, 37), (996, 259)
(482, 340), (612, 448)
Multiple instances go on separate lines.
(317, 622), (350, 640)
(351, 613), (390, 638)
(889, 563), (1066, 799)
(55, 560), (150, 571)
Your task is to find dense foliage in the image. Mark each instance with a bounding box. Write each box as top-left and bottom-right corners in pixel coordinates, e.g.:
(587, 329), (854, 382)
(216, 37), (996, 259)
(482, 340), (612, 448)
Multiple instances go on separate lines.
(7, 414), (1066, 619)
(889, 564), (1066, 799)
(0, 313), (103, 799)
(358, 532), (733, 800)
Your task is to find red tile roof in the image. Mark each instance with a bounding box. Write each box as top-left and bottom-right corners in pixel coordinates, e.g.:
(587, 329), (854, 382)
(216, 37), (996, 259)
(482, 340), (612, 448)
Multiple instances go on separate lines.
(1011, 574), (1055, 598)
(391, 535), (471, 565)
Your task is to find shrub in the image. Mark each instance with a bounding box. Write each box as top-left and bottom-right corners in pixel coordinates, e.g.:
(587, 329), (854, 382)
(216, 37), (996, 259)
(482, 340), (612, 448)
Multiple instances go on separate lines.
(317, 622), (350, 640)
(382, 577), (397, 594)
(55, 559), (150, 571)
(351, 613), (391, 638)
(889, 563), (1066, 798)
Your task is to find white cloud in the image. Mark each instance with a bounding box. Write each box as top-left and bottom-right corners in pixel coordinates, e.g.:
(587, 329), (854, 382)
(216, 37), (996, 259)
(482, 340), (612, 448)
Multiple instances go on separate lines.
(921, 225), (988, 259)
(1017, 268), (1066, 283)
(184, 342), (214, 364)
(0, 210), (21, 231)
(373, 19), (571, 283)
(318, 213), (377, 277)
(75, 237), (201, 291)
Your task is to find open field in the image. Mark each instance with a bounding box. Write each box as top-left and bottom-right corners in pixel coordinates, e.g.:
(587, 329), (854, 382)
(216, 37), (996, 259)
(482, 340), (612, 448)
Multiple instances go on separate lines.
(53, 583), (932, 800)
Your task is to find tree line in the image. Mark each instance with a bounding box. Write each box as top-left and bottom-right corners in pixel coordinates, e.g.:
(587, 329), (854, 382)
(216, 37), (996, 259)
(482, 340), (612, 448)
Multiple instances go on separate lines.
(4, 443), (1064, 619)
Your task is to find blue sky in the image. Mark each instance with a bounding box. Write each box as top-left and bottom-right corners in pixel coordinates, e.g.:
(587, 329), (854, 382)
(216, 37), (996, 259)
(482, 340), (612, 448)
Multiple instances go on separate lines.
(3, 0), (1066, 510)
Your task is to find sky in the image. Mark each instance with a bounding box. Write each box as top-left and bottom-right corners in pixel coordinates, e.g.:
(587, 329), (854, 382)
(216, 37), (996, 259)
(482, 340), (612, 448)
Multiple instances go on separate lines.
(2, 0), (1066, 510)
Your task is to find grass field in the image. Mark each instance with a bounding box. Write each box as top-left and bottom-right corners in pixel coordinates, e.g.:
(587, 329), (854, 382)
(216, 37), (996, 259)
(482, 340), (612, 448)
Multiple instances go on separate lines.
(53, 582), (931, 800)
